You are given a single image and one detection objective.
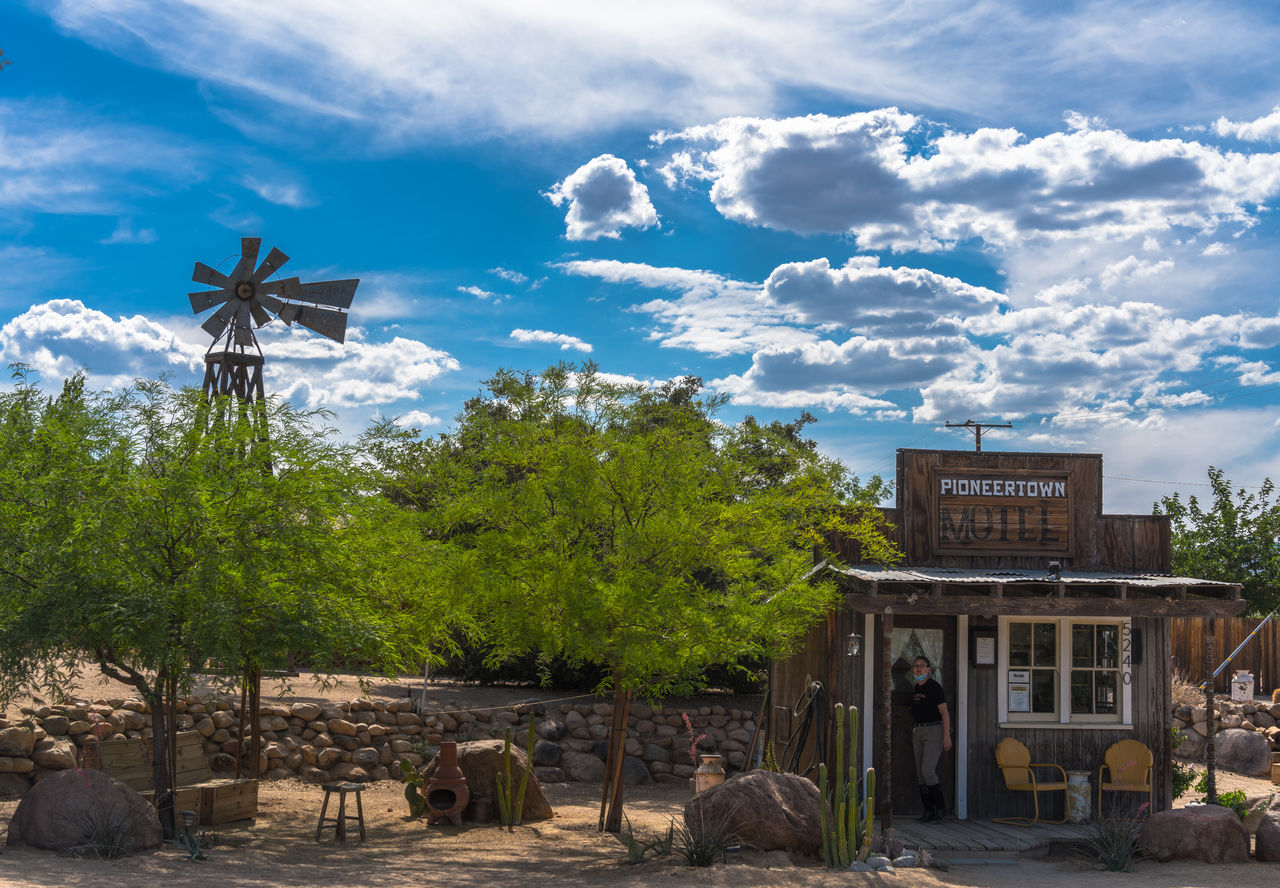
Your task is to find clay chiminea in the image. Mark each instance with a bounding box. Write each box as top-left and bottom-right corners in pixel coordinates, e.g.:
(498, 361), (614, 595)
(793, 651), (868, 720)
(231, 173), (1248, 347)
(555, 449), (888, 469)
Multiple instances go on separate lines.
(426, 741), (470, 825)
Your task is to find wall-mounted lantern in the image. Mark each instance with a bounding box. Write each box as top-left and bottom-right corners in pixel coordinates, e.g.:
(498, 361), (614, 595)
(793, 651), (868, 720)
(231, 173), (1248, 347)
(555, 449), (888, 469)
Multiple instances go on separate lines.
(846, 631), (863, 657)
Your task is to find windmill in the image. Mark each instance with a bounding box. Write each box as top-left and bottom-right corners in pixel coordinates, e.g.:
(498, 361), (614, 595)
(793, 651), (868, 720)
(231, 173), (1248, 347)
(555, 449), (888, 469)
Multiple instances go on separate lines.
(189, 236), (359, 402)
(184, 235), (358, 784)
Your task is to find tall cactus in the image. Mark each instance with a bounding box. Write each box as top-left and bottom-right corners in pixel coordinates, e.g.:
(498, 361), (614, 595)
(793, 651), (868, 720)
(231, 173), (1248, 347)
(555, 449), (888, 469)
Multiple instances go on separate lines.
(819, 703), (876, 869)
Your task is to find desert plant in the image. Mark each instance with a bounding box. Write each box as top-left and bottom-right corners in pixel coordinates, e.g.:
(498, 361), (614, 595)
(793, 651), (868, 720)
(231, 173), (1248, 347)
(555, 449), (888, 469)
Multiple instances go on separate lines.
(70, 803), (143, 859)
(1193, 772), (1250, 818)
(400, 759), (427, 818)
(672, 801), (738, 867)
(818, 702), (875, 868)
(495, 717), (536, 829)
(620, 815), (674, 864)
(1085, 812), (1145, 871)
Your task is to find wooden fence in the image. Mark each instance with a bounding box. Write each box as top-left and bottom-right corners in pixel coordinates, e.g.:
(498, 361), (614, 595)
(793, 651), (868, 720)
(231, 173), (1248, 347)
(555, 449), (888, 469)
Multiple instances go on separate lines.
(1171, 617), (1280, 695)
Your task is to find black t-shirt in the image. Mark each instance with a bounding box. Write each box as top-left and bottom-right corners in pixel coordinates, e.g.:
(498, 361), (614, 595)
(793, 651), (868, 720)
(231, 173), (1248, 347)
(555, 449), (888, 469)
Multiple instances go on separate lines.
(911, 677), (946, 725)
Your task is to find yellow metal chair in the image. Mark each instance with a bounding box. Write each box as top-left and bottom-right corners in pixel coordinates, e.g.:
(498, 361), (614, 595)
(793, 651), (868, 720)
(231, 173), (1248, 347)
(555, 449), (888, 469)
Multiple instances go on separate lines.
(993, 737), (1069, 825)
(1097, 739), (1153, 817)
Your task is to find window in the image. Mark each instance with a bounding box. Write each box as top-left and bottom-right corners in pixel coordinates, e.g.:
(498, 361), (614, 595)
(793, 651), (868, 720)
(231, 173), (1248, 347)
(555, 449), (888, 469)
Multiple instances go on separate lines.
(999, 618), (1131, 726)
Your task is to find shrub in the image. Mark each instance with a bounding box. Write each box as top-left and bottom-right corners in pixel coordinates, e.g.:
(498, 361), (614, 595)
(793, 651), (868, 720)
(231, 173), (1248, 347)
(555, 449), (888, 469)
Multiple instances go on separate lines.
(673, 801), (738, 867)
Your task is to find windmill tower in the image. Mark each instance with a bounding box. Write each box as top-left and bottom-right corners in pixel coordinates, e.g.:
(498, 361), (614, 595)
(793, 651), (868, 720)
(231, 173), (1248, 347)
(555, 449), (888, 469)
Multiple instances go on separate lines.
(185, 235), (359, 781)
(188, 236), (358, 402)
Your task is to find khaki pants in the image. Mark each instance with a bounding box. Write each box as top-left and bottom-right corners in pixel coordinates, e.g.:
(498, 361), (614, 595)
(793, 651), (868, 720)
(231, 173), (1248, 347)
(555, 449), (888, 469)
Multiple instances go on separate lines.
(912, 722), (943, 786)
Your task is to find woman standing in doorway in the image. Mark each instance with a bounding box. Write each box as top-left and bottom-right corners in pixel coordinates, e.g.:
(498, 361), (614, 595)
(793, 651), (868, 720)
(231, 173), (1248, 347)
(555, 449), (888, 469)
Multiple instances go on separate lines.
(912, 655), (952, 823)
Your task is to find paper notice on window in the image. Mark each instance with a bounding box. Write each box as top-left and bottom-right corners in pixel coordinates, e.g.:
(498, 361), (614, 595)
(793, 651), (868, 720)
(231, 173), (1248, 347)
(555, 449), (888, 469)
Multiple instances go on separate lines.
(975, 636), (996, 665)
(1008, 683), (1031, 713)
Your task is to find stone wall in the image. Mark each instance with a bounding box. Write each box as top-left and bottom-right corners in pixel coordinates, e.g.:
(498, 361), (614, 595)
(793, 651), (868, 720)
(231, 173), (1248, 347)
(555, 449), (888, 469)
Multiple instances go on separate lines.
(1172, 694), (1280, 761)
(0, 695), (759, 798)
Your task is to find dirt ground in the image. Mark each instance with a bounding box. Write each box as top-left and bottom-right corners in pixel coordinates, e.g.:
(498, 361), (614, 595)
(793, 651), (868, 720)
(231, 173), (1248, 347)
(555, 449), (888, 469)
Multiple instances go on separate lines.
(1, 670), (1277, 887)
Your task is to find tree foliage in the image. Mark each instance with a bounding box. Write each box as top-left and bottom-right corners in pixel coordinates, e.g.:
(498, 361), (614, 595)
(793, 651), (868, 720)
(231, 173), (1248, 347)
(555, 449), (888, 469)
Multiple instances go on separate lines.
(0, 369), (435, 829)
(1154, 466), (1280, 616)
(368, 362), (898, 697)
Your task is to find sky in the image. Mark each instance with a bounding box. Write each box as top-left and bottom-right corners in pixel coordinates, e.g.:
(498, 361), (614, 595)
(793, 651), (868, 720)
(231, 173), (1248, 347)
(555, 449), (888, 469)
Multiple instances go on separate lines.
(5, 1), (1280, 513)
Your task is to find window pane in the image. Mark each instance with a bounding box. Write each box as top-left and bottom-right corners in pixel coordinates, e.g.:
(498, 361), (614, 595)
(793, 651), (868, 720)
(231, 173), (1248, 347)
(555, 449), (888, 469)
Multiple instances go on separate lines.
(1071, 670), (1092, 714)
(1095, 670), (1117, 714)
(1033, 623), (1056, 667)
(1031, 669), (1056, 713)
(1072, 624), (1094, 668)
(1097, 625), (1118, 669)
(1009, 622), (1031, 667)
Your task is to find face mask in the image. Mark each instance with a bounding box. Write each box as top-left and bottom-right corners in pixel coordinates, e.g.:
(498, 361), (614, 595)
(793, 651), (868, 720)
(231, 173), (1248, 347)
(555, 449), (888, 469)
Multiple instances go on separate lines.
(915, 669), (929, 683)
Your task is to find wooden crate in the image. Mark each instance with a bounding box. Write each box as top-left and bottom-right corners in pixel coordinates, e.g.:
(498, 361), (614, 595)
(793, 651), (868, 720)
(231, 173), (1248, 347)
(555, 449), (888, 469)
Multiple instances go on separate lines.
(198, 779), (258, 825)
(1273, 752), (1280, 786)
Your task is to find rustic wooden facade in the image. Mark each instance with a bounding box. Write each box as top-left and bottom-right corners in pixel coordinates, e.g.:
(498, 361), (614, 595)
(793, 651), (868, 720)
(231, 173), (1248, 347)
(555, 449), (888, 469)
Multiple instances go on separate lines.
(771, 449), (1245, 824)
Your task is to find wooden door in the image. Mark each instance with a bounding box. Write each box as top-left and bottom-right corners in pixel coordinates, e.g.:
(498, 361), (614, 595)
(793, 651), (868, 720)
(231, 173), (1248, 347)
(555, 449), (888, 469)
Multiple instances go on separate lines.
(876, 615), (957, 817)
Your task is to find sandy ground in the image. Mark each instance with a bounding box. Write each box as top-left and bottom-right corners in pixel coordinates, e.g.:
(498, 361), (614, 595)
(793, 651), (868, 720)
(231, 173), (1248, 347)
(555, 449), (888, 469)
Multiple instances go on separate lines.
(1, 669), (1277, 887)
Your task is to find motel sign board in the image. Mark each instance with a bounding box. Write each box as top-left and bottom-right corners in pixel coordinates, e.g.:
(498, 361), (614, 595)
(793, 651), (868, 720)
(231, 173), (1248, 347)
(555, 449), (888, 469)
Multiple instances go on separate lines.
(932, 470), (1071, 554)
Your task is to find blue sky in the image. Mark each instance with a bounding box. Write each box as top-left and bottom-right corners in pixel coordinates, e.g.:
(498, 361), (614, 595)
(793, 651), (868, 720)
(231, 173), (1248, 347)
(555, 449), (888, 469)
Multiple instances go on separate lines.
(6, 1), (1280, 513)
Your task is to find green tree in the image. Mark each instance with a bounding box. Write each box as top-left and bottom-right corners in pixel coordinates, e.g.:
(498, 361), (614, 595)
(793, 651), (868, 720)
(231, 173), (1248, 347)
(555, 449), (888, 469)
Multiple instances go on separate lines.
(0, 370), (431, 834)
(371, 363), (898, 830)
(1154, 466), (1280, 615)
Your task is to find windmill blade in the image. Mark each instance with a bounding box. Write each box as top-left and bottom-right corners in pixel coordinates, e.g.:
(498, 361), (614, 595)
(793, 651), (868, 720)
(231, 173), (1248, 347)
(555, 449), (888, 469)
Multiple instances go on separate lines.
(192, 262), (230, 288)
(234, 300), (254, 327)
(292, 305), (349, 343)
(258, 276), (301, 299)
(249, 301), (272, 328)
(295, 279), (359, 309)
(189, 289), (231, 314)
(229, 237), (261, 282)
(251, 247), (289, 284)
(256, 291), (290, 322)
(201, 299), (238, 338)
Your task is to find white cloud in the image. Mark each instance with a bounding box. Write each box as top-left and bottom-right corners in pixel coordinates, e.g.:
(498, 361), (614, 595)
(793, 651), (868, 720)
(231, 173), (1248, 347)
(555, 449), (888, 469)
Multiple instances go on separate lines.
(393, 409), (444, 429)
(0, 299), (459, 412)
(489, 267), (527, 285)
(1214, 106), (1280, 142)
(39, 1), (1280, 141)
(510, 328), (593, 353)
(546, 155), (658, 241)
(458, 285), (505, 300)
(241, 175), (313, 208)
(99, 220), (158, 244)
(1099, 255), (1174, 290)
(656, 111), (1280, 254)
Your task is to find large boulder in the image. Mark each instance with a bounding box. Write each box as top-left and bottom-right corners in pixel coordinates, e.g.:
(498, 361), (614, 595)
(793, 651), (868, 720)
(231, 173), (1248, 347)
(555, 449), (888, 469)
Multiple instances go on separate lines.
(1140, 805), (1250, 863)
(1214, 728), (1273, 777)
(7, 768), (161, 855)
(559, 750), (607, 783)
(1257, 809), (1280, 862)
(30, 738), (78, 771)
(1174, 729), (1205, 760)
(421, 739), (553, 823)
(683, 771), (822, 856)
(0, 726), (36, 757)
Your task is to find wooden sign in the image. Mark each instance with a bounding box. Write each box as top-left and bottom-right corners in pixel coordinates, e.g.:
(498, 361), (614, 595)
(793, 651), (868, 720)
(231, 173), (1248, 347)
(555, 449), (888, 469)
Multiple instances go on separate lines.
(932, 469), (1071, 554)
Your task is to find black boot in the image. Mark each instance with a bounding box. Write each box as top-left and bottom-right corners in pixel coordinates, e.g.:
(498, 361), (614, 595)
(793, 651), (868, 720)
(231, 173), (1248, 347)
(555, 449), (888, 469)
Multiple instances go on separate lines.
(928, 784), (946, 822)
(918, 785), (934, 822)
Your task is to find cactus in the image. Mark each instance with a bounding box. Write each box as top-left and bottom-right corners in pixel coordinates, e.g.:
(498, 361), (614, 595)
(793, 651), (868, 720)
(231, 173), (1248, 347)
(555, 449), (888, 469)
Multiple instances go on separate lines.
(495, 715), (536, 830)
(819, 703), (876, 869)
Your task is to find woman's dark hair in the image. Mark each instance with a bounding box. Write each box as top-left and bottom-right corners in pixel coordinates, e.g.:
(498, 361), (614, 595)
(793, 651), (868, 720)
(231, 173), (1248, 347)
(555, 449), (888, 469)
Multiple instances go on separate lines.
(913, 655), (931, 667)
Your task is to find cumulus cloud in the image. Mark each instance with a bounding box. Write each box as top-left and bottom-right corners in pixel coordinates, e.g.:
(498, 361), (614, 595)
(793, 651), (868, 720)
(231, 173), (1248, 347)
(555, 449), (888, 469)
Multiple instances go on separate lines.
(546, 155), (659, 241)
(489, 267), (527, 285)
(510, 328), (593, 353)
(1214, 106), (1280, 142)
(655, 111), (1280, 254)
(393, 409), (445, 429)
(0, 299), (459, 412)
(458, 285), (505, 300)
(100, 220), (158, 244)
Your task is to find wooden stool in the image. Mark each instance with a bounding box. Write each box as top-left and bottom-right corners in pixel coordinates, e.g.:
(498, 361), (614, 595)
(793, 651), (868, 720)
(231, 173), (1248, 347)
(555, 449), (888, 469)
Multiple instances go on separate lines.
(315, 782), (366, 842)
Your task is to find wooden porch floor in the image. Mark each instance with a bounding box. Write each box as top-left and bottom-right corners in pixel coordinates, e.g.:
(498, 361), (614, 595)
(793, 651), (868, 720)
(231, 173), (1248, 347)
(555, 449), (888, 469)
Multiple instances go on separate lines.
(889, 817), (1094, 861)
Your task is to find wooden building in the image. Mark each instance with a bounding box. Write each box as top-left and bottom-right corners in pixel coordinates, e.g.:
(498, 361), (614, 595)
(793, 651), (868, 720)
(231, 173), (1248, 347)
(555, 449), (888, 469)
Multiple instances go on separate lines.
(771, 448), (1244, 823)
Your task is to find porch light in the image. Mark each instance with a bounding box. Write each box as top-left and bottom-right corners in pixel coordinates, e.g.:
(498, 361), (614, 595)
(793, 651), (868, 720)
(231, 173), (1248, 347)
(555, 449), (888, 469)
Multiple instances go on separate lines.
(1047, 561), (1062, 581)
(846, 631), (862, 657)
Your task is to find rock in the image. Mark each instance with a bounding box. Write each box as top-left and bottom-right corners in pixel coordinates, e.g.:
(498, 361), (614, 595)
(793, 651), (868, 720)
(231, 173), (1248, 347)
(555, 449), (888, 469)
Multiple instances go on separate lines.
(421, 739), (553, 823)
(1174, 729), (1205, 759)
(290, 702), (323, 722)
(0, 757), (34, 774)
(1215, 728), (1273, 776)
(6, 769), (161, 854)
(1257, 811), (1280, 862)
(621, 755), (650, 785)
(560, 750), (606, 783)
(1140, 805), (1250, 863)
(683, 771), (822, 856)
(532, 740), (561, 767)
(535, 719), (566, 742)
(534, 767), (565, 783)
(328, 762), (371, 782)
(30, 738), (77, 770)
(0, 727), (36, 757)
(328, 719), (359, 737)
(40, 716), (70, 736)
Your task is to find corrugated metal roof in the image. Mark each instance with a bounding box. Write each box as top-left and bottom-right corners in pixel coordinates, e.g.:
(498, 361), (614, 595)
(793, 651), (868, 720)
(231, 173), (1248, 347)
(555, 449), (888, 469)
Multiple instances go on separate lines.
(826, 563), (1239, 590)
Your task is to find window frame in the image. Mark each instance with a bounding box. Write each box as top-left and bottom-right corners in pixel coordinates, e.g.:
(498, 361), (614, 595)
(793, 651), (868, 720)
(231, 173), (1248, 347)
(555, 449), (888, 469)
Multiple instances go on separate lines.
(997, 616), (1133, 728)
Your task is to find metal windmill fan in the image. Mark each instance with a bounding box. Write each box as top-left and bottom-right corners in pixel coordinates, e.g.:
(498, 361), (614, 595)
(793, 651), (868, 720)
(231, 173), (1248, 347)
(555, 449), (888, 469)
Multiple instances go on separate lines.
(189, 237), (359, 401)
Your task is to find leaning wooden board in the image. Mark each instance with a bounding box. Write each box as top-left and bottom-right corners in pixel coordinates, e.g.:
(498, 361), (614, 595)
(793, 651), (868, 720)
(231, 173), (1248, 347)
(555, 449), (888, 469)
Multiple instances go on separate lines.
(94, 731), (257, 825)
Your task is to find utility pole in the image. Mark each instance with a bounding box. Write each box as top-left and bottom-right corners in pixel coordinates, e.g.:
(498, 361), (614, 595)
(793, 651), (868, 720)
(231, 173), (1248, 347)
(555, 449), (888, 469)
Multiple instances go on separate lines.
(945, 419), (1011, 452)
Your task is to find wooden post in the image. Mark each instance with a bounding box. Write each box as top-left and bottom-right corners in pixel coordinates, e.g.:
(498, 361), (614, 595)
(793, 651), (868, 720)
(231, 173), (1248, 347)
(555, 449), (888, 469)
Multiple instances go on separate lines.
(879, 607), (894, 830)
(1204, 631), (1216, 805)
